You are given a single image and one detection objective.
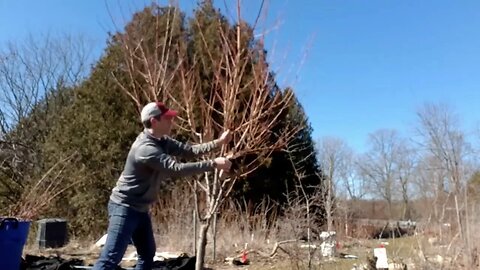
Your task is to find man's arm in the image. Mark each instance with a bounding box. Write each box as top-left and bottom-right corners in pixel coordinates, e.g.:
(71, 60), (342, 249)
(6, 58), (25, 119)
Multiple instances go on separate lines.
(165, 130), (232, 158)
(137, 144), (215, 178)
(164, 137), (219, 159)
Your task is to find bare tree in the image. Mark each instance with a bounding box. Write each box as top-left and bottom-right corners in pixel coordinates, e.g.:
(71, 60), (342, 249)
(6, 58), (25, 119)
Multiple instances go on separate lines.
(0, 34), (91, 132)
(335, 156), (371, 237)
(357, 129), (404, 218)
(112, 3), (299, 269)
(415, 102), (475, 265)
(411, 154), (449, 222)
(395, 140), (416, 220)
(316, 136), (352, 231)
(342, 156), (365, 201)
(286, 148), (323, 270)
(416, 103), (473, 196)
(356, 129), (417, 220)
(0, 33), (92, 205)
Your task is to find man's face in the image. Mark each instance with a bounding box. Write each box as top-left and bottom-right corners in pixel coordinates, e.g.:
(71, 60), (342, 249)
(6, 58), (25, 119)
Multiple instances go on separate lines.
(152, 114), (175, 135)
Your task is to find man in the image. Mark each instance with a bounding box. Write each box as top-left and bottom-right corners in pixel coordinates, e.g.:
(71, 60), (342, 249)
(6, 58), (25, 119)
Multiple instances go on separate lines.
(93, 101), (232, 270)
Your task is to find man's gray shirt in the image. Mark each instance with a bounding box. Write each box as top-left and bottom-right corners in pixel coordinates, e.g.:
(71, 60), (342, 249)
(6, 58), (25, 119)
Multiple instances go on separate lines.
(110, 130), (217, 212)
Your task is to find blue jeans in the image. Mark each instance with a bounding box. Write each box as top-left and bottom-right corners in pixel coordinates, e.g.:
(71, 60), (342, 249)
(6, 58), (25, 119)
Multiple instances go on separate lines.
(93, 201), (156, 270)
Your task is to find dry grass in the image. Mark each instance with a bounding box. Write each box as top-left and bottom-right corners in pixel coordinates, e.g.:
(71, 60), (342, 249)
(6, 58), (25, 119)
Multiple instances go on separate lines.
(146, 187), (480, 269)
(20, 185), (480, 270)
(21, 221), (479, 270)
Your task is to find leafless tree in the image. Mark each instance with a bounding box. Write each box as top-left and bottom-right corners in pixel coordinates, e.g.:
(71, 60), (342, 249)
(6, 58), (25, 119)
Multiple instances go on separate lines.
(0, 33), (92, 206)
(415, 102), (476, 265)
(112, 2), (299, 269)
(0, 34), (91, 132)
(356, 129), (417, 220)
(316, 136), (352, 231)
(342, 156), (365, 201)
(357, 129), (405, 218)
(416, 103), (472, 195)
(285, 148), (323, 270)
(412, 155), (449, 222)
(395, 140), (416, 220)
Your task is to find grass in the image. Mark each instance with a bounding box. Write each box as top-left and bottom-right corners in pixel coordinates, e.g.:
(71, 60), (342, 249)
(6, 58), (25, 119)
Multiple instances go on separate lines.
(20, 186), (480, 270)
(18, 226), (368, 269)
(21, 224), (471, 270)
(202, 236), (422, 270)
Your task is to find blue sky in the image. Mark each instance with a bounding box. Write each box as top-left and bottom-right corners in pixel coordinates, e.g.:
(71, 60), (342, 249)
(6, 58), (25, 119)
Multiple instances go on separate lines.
(1, 0), (479, 153)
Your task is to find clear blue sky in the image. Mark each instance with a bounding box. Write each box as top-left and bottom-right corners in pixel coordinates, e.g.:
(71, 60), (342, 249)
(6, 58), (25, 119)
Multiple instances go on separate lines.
(1, 0), (479, 153)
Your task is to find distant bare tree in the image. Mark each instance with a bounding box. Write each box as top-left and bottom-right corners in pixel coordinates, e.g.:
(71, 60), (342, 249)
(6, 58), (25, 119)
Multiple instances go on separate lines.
(316, 136), (352, 231)
(343, 156), (365, 201)
(0, 33), (92, 205)
(416, 103), (473, 195)
(415, 102), (478, 267)
(412, 155), (449, 221)
(357, 129), (405, 218)
(395, 140), (416, 219)
(0, 34), (91, 133)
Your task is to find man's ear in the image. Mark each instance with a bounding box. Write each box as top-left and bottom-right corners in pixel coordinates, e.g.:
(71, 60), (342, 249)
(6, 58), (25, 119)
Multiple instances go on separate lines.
(150, 117), (156, 127)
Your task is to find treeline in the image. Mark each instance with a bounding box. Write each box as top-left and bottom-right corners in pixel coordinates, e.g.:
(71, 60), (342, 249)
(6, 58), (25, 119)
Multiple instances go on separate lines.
(317, 103), (480, 228)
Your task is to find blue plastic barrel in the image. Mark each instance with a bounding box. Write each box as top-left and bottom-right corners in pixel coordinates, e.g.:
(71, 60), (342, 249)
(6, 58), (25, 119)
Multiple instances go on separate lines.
(0, 217), (31, 270)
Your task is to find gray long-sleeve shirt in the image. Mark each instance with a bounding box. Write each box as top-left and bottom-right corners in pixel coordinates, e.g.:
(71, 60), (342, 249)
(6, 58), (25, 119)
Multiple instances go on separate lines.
(110, 129), (218, 212)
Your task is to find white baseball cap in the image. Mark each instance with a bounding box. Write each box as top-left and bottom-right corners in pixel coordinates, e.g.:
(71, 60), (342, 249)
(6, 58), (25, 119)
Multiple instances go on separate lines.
(140, 101), (177, 122)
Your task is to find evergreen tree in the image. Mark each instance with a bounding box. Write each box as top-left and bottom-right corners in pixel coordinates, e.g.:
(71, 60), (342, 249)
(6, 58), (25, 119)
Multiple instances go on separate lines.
(41, 45), (140, 236)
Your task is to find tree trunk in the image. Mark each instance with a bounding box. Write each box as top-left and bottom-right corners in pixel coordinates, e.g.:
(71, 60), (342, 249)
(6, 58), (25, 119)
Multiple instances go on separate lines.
(326, 178), (333, 231)
(196, 221), (211, 270)
(326, 203), (333, 231)
(402, 194), (411, 220)
(387, 199), (393, 219)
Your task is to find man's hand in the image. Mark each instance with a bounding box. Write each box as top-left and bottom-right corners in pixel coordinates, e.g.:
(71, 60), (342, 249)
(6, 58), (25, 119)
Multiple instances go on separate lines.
(213, 157), (232, 171)
(216, 130), (232, 146)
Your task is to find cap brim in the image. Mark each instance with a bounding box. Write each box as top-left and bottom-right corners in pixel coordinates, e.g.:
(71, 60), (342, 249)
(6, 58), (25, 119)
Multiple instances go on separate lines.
(163, 109), (178, 117)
